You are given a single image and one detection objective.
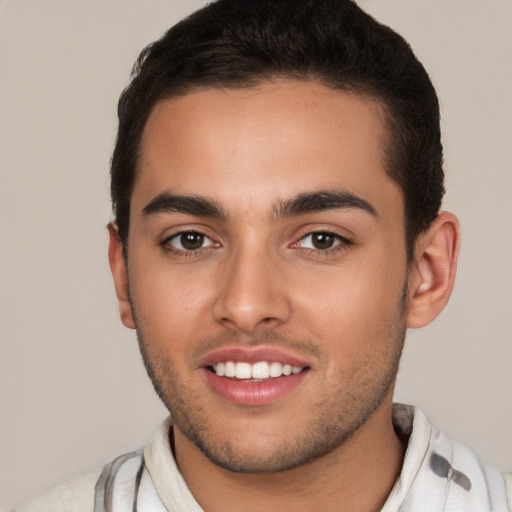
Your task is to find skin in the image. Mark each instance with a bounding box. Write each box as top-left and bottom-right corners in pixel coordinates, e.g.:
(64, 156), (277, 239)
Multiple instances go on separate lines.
(109, 80), (460, 511)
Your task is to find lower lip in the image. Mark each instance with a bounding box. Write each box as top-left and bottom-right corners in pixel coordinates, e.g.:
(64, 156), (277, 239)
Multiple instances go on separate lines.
(202, 368), (309, 406)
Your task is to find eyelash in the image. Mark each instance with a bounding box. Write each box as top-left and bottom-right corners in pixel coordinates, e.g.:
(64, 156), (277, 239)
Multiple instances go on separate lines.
(292, 231), (354, 256)
(161, 230), (217, 257)
(160, 229), (354, 257)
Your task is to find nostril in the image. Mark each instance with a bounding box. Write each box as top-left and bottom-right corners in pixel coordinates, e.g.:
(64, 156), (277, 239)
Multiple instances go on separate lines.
(260, 317), (279, 326)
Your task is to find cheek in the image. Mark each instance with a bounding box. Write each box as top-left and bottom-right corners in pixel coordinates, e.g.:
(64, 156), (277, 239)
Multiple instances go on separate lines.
(298, 267), (399, 314)
(129, 263), (215, 347)
(291, 257), (405, 346)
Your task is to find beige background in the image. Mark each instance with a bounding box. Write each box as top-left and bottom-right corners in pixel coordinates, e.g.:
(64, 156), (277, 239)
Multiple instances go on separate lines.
(1, 0), (511, 508)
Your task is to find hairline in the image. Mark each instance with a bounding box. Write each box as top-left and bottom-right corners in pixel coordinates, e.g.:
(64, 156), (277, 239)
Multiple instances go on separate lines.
(121, 77), (413, 261)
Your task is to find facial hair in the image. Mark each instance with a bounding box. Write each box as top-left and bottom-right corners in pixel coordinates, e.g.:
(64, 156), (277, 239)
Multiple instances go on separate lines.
(132, 284), (408, 474)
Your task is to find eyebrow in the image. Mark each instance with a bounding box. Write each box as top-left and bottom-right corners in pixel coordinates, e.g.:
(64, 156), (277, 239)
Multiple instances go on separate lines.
(274, 190), (378, 219)
(142, 189), (377, 221)
(142, 192), (226, 219)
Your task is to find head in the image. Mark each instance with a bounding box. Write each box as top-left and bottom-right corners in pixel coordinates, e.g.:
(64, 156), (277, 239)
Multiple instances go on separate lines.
(108, 0), (459, 476)
(111, 0), (444, 261)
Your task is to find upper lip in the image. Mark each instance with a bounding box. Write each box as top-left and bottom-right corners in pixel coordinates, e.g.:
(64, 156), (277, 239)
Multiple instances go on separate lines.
(198, 346), (311, 369)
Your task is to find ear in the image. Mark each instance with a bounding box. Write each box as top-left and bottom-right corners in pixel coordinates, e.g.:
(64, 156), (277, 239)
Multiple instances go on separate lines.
(406, 212), (460, 329)
(107, 223), (136, 329)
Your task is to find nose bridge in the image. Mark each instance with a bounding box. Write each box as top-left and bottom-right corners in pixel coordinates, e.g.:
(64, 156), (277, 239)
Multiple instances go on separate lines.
(213, 240), (290, 332)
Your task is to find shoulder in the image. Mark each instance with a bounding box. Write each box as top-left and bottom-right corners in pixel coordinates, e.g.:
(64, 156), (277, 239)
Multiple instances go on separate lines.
(14, 468), (101, 512)
(12, 419), (172, 512)
(390, 405), (511, 511)
(503, 472), (512, 512)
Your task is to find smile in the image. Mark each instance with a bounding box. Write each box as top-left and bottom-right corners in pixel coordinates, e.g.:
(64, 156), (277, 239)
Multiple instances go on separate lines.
(211, 361), (304, 379)
(200, 346), (312, 405)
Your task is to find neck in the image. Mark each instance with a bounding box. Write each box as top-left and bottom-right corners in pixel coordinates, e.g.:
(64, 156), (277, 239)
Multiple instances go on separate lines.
(173, 401), (406, 512)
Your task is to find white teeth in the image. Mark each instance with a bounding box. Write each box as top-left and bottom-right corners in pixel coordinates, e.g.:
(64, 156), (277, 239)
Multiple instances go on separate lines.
(215, 362), (225, 376)
(213, 361), (304, 379)
(224, 361), (236, 378)
(269, 362), (283, 377)
(251, 361), (270, 379)
(235, 362), (252, 379)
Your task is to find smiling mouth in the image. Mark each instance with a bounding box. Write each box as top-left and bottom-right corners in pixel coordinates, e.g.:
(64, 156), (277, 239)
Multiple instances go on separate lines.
(208, 361), (306, 380)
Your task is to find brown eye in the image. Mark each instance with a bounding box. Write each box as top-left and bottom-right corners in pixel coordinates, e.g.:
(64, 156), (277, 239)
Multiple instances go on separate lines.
(310, 232), (336, 250)
(167, 231), (214, 252)
(180, 233), (204, 250)
(295, 231), (350, 252)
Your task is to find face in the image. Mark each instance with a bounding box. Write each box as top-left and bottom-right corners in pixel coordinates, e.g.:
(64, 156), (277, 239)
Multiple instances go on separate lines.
(121, 81), (409, 473)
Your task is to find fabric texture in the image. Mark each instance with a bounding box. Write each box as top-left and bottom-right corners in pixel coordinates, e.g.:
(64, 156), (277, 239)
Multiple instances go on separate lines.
(15, 404), (511, 512)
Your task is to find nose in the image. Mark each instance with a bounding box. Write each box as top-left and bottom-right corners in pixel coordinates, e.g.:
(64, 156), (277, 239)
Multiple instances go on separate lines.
(212, 247), (292, 332)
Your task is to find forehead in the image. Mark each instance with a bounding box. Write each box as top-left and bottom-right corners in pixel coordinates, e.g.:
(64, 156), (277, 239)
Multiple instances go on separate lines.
(134, 81), (401, 219)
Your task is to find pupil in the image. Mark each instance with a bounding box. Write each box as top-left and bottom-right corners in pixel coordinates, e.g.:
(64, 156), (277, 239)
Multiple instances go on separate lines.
(312, 233), (334, 249)
(181, 233), (204, 250)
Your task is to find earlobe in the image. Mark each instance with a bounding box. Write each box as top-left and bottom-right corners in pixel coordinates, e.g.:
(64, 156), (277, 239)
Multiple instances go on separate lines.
(107, 223), (136, 329)
(406, 212), (460, 329)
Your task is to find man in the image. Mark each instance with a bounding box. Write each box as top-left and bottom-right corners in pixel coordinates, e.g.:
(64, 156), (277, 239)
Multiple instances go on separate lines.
(16, 0), (511, 510)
